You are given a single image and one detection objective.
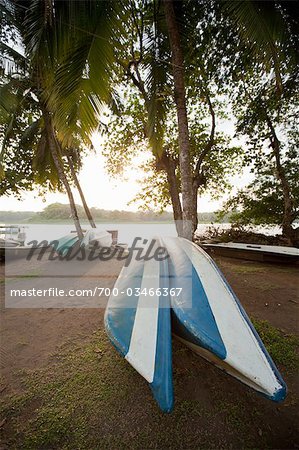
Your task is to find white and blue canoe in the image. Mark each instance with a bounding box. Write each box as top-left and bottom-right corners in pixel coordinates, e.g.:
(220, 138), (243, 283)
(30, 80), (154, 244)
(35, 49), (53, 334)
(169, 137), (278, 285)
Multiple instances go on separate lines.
(52, 228), (113, 256)
(105, 236), (286, 413)
(163, 237), (287, 403)
(104, 239), (173, 413)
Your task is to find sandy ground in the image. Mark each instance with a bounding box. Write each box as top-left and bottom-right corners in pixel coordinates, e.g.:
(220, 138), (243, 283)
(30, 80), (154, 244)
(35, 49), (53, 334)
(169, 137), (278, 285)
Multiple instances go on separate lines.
(1, 254), (124, 386)
(0, 252), (298, 449)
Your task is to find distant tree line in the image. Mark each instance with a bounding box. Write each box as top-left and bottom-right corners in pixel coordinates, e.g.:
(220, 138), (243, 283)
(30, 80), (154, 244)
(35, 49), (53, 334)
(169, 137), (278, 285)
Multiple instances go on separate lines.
(0, 203), (229, 224)
(0, 211), (34, 223)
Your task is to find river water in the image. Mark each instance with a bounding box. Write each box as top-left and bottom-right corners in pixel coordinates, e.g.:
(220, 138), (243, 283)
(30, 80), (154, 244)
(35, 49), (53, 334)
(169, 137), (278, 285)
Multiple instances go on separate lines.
(10, 222), (281, 246)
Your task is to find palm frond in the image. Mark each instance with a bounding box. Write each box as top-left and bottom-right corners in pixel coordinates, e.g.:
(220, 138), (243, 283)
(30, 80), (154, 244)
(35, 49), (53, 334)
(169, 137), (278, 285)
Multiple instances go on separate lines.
(222, 0), (289, 93)
(0, 82), (18, 119)
(33, 130), (60, 189)
(0, 78), (36, 147)
(51, 0), (122, 134)
(144, 2), (170, 156)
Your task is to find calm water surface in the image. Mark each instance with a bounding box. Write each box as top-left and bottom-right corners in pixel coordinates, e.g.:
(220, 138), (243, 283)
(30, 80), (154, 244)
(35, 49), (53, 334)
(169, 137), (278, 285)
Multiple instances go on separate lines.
(11, 223), (281, 246)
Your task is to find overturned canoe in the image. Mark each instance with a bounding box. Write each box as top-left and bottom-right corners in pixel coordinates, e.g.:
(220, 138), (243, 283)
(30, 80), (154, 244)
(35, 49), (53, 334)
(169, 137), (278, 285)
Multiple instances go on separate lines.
(104, 239), (173, 412)
(163, 237), (287, 402)
(81, 228), (112, 248)
(52, 228), (113, 256)
(51, 233), (80, 256)
(201, 242), (299, 264)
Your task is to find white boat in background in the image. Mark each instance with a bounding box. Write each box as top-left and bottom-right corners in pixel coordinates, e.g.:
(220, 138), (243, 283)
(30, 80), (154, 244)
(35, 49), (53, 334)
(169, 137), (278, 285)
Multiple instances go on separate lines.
(54, 228), (113, 256)
(0, 225), (26, 247)
(81, 228), (113, 249)
(1, 225), (26, 260)
(201, 242), (299, 264)
(1, 225), (52, 261)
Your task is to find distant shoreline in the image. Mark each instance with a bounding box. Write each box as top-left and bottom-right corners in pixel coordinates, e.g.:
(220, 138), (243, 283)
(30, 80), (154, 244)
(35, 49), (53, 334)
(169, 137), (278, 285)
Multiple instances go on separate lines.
(0, 205), (228, 225)
(1, 219), (222, 225)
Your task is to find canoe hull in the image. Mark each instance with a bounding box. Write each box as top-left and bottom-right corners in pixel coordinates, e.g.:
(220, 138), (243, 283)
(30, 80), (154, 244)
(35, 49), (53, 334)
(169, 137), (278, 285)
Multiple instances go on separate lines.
(174, 333), (285, 397)
(104, 239), (174, 413)
(201, 243), (299, 264)
(163, 237), (287, 402)
(105, 236), (287, 412)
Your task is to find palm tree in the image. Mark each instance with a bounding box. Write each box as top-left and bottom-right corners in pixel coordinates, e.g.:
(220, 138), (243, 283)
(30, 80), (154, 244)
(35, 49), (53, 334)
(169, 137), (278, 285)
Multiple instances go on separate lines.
(0, 71), (98, 235)
(0, 73), (84, 238)
(0, 0), (121, 237)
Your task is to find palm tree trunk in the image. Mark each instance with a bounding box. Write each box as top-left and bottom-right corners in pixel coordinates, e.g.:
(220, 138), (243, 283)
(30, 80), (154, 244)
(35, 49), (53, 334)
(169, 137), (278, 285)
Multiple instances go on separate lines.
(42, 108), (84, 240)
(162, 0), (193, 240)
(67, 156), (97, 229)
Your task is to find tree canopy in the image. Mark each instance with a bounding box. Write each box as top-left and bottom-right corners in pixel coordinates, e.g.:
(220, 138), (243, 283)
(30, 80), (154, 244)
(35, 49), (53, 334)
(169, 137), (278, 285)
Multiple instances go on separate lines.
(0, 0), (298, 241)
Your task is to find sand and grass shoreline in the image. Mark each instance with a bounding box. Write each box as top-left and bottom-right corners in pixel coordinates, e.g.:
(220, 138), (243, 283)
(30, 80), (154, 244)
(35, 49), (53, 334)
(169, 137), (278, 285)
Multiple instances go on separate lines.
(0, 255), (298, 449)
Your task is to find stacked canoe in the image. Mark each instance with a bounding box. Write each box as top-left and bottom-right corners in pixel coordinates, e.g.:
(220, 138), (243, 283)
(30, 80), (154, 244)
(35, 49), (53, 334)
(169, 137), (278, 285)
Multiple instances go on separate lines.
(104, 237), (287, 413)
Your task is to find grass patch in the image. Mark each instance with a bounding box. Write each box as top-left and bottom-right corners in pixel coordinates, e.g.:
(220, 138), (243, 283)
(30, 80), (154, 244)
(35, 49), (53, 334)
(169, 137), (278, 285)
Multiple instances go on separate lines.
(0, 331), (137, 449)
(232, 265), (266, 274)
(1, 321), (297, 449)
(218, 259), (299, 275)
(254, 281), (280, 291)
(0, 330), (255, 450)
(252, 318), (299, 371)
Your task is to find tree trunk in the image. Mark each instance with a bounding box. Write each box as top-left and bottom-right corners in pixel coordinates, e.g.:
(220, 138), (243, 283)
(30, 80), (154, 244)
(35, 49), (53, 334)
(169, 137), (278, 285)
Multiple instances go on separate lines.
(191, 88), (215, 236)
(157, 153), (183, 236)
(265, 113), (295, 244)
(165, 162), (183, 236)
(191, 181), (199, 234)
(122, 40), (185, 237)
(42, 108), (84, 240)
(67, 155), (97, 229)
(162, 0), (193, 240)
(272, 138), (295, 243)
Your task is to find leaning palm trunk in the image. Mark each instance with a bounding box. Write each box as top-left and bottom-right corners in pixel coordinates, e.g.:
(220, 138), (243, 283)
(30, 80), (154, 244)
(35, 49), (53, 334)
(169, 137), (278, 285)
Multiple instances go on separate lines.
(162, 0), (193, 240)
(42, 109), (84, 240)
(67, 156), (97, 229)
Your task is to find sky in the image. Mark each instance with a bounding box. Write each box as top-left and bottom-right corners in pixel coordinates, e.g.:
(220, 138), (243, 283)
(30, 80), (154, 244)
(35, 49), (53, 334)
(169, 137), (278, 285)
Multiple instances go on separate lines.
(0, 122), (252, 214)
